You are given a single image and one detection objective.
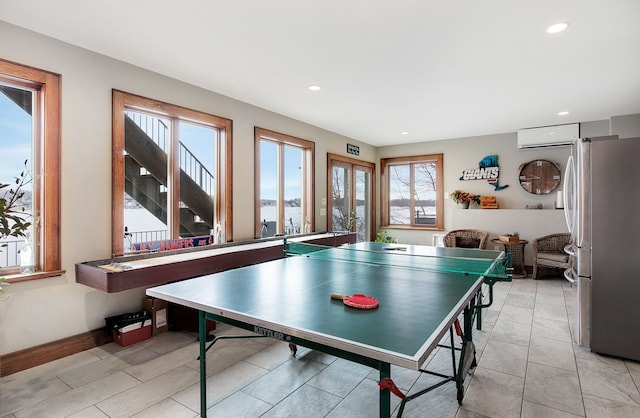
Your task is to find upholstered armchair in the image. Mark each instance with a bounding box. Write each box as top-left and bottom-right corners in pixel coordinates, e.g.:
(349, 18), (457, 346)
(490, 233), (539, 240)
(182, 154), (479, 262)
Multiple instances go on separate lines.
(443, 229), (490, 249)
(532, 233), (572, 279)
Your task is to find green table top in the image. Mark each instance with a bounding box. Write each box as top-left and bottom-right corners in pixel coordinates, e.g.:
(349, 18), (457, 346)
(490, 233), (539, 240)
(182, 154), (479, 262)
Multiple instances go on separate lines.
(147, 243), (503, 369)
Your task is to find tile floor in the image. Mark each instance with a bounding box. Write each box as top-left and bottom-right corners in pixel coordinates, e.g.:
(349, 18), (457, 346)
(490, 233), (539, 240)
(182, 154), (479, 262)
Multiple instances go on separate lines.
(2, 277), (640, 417)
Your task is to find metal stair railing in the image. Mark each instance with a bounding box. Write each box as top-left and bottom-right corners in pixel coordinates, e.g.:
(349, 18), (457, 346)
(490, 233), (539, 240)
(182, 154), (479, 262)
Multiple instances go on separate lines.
(125, 112), (214, 197)
(124, 116), (215, 237)
(125, 111), (168, 152)
(180, 144), (214, 197)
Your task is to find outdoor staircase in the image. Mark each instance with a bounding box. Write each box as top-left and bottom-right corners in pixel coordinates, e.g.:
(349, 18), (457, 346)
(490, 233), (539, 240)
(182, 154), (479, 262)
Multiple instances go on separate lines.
(124, 115), (214, 238)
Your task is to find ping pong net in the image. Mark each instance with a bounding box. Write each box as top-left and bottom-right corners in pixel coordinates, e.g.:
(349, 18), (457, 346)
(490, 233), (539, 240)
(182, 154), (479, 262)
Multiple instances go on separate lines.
(285, 241), (511, 282)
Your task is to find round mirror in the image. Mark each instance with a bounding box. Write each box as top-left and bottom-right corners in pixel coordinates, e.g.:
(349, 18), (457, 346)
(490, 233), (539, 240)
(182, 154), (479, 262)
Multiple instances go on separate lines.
(519, 160), (561, 195)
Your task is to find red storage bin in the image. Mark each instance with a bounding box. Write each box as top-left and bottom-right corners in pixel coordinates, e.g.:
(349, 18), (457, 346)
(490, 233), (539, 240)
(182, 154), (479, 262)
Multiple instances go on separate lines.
(112, 322), (151, 346)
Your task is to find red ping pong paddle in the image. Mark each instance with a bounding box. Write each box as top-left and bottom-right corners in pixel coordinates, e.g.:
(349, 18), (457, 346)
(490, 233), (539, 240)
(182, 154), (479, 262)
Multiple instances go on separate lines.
(330, 293), (379, 309)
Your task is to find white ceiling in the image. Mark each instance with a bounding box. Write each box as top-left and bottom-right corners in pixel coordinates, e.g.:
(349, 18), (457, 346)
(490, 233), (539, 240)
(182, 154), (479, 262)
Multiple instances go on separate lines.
(2, 0), (640, 146)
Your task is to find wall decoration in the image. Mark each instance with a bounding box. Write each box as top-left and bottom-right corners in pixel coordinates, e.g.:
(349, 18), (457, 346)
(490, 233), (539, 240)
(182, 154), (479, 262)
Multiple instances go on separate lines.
(459, 155), (509, 191)
(481, 195), (499, 209)
(131, 235), (213, 253)
(518, 159), (561, 195)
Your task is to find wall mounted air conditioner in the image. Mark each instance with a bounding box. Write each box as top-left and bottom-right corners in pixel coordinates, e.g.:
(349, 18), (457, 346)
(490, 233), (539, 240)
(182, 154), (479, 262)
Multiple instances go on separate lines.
(517, 123), (579, 149)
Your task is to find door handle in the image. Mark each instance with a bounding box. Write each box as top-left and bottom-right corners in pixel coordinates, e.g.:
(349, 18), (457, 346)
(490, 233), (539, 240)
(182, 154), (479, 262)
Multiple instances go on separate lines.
(563, 267), (576, 285)
(564, 244), (576, 256)
(563, 155), (576, 233)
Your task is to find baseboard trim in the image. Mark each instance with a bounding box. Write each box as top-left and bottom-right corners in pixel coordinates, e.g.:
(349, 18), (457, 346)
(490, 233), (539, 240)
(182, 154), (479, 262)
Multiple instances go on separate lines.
(0, 328), (112, 376)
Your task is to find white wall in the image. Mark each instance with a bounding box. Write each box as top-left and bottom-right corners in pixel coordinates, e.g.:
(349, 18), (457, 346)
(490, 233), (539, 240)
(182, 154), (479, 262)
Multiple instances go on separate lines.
(1, 20), (638, 356)
(611, 114), (640, 138)
(0, 21), (375, 354)
(376, 121), (612, 263)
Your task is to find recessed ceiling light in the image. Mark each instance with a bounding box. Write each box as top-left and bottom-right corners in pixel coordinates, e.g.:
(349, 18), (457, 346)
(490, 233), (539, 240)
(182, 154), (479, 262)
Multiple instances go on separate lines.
(547, 22), (569, 34)
(557, 111), (569, 116)
(401, 131), (409, 135)
(308, 85), (321, 91)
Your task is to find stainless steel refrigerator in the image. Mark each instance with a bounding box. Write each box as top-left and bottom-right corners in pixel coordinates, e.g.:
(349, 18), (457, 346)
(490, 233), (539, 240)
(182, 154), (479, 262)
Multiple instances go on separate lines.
(563, 135), (640, 361)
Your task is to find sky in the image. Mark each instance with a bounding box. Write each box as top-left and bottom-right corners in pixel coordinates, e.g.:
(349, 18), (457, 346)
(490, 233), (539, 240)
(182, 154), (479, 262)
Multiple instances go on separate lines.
(259, 140), (302, 201)
(179, 121), (215, 178)
(0, 91), (32, 186)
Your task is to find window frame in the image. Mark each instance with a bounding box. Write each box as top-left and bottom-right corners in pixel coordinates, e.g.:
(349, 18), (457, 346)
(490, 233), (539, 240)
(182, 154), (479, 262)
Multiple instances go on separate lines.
(380, 154), (444, 230)
(0, 59), (62, 281)
(254, 127), (315, 239)
(327, 153), (376, 241)
(112, 90), (232, 257)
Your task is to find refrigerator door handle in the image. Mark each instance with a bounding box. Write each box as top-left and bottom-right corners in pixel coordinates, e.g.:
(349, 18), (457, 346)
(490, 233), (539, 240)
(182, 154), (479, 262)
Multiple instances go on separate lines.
(564, 267), (577, 285)
(563, 154), (576, 234)
(564, 243), (576, 256)
(563, 243), (577, 285)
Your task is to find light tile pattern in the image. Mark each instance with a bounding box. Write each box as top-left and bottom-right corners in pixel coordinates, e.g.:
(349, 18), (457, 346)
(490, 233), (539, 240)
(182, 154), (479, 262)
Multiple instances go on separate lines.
(2, 278), (639, 417)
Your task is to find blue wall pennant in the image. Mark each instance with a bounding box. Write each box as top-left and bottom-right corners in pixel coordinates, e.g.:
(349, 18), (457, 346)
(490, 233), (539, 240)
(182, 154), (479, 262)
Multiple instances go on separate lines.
(459, 155), (509, 191)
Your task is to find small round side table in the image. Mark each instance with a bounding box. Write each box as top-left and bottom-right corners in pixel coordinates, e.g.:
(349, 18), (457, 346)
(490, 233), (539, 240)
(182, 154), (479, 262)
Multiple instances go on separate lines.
(491, 238), (529, 278)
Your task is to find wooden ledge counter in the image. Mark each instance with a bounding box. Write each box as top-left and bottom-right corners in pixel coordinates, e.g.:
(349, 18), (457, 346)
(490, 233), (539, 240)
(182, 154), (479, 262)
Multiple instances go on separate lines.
(75, 232), (355, 292)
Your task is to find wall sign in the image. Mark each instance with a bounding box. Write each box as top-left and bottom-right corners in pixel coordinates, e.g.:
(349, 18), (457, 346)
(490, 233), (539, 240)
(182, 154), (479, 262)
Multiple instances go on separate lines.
(459, 154), (509, 191)
(346, 143), (359, 156)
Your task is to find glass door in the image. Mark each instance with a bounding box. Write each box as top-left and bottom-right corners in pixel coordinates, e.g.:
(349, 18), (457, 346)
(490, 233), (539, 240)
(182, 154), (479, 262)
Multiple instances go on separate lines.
(354, 167), (372, 242)
(328, 154), (375, 242)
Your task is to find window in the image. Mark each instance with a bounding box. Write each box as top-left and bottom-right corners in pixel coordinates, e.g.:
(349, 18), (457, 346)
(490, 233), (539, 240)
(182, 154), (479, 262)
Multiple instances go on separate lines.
(327, 153), (375, 242)
(380, 154), (443, 229)
(254, 128), (314, 238)
(112, 91), (232, 256)
(0, 59), (62, 279)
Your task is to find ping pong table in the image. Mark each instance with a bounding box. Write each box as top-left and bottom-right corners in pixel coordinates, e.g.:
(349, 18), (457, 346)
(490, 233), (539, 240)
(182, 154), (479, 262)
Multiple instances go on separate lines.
(146, 241), (511, 417)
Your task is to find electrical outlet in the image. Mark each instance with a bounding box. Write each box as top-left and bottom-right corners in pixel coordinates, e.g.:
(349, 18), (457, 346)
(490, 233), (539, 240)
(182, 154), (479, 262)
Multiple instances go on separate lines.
(321, 197), (326, 206)
(320, 208), (326, 216)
